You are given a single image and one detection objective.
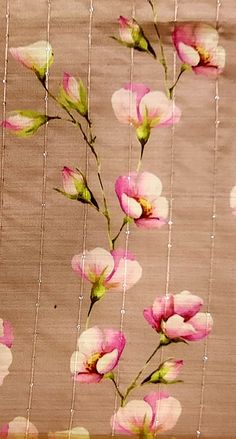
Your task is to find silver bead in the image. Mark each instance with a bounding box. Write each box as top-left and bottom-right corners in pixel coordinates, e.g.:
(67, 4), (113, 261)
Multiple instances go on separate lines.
(120, 309), (126, 315)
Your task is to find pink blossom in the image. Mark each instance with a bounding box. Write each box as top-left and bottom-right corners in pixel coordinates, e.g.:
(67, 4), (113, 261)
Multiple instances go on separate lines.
(59, 73), (88, 116)
(144, 290), (213, 342)
(0, 319), (13, 348)
(173, 23), (225, 77)
(0, 417), (38, 438)
(118, 16), (138, 44)
(71, 247), (142, 298)
(115, 172), (168, 229)
(10, 41), (53, 80)
(70, 326), (125, 383)
(112, 83), (181, 144)
(111, 391), (181, 436)
(0, 344), (13, 386)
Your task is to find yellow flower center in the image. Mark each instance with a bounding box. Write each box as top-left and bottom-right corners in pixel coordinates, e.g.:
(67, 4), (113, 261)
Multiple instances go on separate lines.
(86, 352), (102, 372)
(139, 198), (152, 217)
(197, 46), (211, 64)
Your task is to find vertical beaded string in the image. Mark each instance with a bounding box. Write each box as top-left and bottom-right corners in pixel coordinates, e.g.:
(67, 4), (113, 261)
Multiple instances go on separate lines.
(25, 1), (51, 434)
(196, 1), (221, 437)
(67, 0), (93, 433)
(111, 2), (135, 435)
(154, 1), (178, 436)
(0, 0), (10, 241)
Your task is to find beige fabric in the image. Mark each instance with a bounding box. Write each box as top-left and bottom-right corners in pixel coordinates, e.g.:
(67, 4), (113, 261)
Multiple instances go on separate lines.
(0, 0), (235, 437)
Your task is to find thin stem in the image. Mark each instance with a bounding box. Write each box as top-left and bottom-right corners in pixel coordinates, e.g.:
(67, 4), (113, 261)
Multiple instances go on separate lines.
(110, 377), (125, 402)
(169, 64), (188, 99)
(85, 301), (95, 330)
(147, 0), (169, 93)
(112, 216), (131, 249)
(122, 342), (163, 405)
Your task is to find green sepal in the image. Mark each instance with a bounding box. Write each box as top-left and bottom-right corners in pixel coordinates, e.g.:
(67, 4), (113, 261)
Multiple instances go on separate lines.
(103, 372), (115, 380)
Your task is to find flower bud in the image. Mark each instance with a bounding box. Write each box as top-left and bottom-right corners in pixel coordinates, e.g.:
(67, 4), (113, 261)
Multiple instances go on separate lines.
(58, 73), (88, 117)
(1, 111), (49, 137)
(10, 41), (53, 81)
(55, 166), (99, 209)
(114, 16), (156, 58)
(142, 359), (183, 385)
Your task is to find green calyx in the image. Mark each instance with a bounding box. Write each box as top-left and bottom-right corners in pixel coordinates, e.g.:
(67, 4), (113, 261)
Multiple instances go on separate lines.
(136, 123), (150, 147)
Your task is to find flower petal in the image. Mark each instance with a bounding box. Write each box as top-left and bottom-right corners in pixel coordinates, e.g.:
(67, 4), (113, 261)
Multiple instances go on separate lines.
(174, 290), (203, 319)
(8, 417), (38, 437)
(184, 312), (213, 341)
(135, 172), (162, 198)
(139, 91), (170, 121)
(103, 328), (126, 355)
(111, 400), (153, 435)
(144, 391), (181, 432)
(51, 426), (90, 439)
(194, 24), (219, 51)
(152, 295), (174, 322)
(0, 344), (13, 386)
(177, 42), (200, 66)
(0, 319), (14, 348)
(74, 372), (102, 383)
(71, 247), (114, 283)
(78, 327), (104, 356)
(107, 255), (142, 292)
(70, 351), (87, 374)
(163, 315), (196, 339)
(151, 196), (169, 220)
(143, 307), (161, 331)
(96, 349), (119, 374)
(230, 186), (236, 211)
(111, 88), (139, 125)
(120, 193), (142, 218)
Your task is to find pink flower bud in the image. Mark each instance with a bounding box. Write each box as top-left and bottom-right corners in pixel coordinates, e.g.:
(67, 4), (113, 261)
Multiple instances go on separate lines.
(10, 41), (53, 81)
(59, 73), (88, 116)
(1, 111), (49, 137)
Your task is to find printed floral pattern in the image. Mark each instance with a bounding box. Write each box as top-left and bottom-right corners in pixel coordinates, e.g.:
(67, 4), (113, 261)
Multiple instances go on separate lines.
(111, 391), (181, 437)
(173, 23), (225, 77)
(115, 172), (169, 228)
(0, 417), (38, 438)
(70, 327), (125, 383)
(144, 290), (213, 341)
(10, 41), (53, 80)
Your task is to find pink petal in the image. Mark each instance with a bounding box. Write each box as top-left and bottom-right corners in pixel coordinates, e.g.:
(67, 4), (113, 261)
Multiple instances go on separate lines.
(62, 166), (78, 195)
(78, 327), (104, 357)
(103, 328), (126, 355)
(124, 83), (150, 110)
(62, 72), (80, 102)
(143, 307), (161, 331)
(0, 423), (9, 439)
(111, 88), (139, 125)
(71, 247), (114, 283)
(111, 400), (153, 435)
(74, 372), (102, 383)
(0, 344), (13, 386)
(106, 256), (142, 292)
(144, 391), (181, 432)
(96, 349), (119, 374)
(177, 42), (200, 66)
(163, 315), (196, 340)
(115, 174), (137, 199)
(152, 295), (174, 322)
(158, 102), (181, 127)
(0, 320), (14, 348)
(173, 290), (203, 319)
(194, 24), (219, 51)
(70, 351), (87, 374)
(172, 24), (196, 49)
(193, 65), (220, 78)
(8, 417), (38, 436)
(139, 91), (170, 122)
(184, 312), (213, 341)
(120, 193), (142, 218)
(210, 45), (225, 70)
(135, 172), (162, 199)
(151, 196), (169, 220)
(135, 217), (167, 229)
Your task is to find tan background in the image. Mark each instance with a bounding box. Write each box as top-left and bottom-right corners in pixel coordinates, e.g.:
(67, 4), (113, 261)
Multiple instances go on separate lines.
(0, 0), (236, 437)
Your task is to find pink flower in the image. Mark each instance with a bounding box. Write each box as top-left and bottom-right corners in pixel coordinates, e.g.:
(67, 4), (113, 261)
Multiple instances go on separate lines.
(0, 344), (13, 386)
(0, 319), (13, 348)
(230, 186), (236, 216)
(112, 83), (181, 144)
(10, 41), (54, 80)
(0, 417), (38, 438)
(144, 290), (213, 342)
(142, 359), (183, 385)
(115, 172), (168, 229)
(58, 73), (88, 116)
(70, 326), (125, 383)
(111, 391), (181, 436)
(1, 111), (49, 137)
(71, 247), (142, 300)
(172, 23), (225, 77)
